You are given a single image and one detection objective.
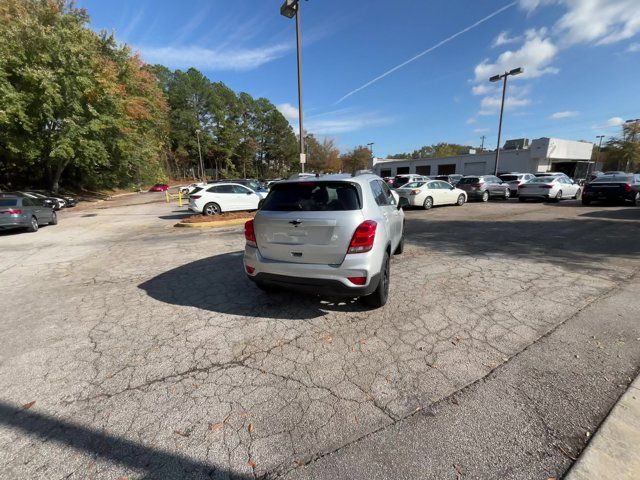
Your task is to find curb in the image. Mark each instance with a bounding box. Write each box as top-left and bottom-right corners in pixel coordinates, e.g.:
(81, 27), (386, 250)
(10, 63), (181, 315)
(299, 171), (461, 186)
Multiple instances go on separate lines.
(174, 218), (251, 229)
(564, 372), (640, 480)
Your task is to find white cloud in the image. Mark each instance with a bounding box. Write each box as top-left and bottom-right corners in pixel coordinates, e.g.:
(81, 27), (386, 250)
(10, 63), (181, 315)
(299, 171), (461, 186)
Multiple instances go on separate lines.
(606, 116), (625, 127)
(493, 30), (522, 47)
(550, 110), (579, 119)
(520, 0), (640, 46)
(466, 117), (477, 125)
(474, 28), (559, 82)
(277, 103), (299, 122)
(628, 43), (640, 52)
(474, 127), (490, 133)
(138, 43), (291, 71)
(472, 84), (495, 96)
(478, 95), (532, 115)
(281, 107), (393, 135)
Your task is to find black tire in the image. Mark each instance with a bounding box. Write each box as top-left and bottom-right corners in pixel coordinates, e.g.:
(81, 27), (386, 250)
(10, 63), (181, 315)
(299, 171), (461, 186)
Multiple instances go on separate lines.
(394, 223), (405, 255)
(573, 189), (581, 200)
(503, 188), (511, 200)
(203, 202), (221, 216)
(362, 251), (390, 308)
(581, 198), (591, 205)
(554, 190), (562, 202)
(49, 211), (58, 225)
(26, 216), (39, 232)
(630, 192), (640, 206)
(423, 197), (433, 210)
(455, 194), (466, 206)
(481, 191), (489, 202)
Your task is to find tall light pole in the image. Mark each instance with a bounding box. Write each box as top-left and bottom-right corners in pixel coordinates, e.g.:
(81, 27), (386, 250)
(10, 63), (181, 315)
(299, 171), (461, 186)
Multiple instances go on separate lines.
(281, 0), (306, 173)
(480, 135), (486, 151)
(489, 67), (523, 175)
(195, 129), (205, 181)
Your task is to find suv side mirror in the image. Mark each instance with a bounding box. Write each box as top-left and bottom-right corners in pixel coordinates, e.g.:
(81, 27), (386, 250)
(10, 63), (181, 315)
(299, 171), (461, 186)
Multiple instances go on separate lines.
(398, 197), (409, 210)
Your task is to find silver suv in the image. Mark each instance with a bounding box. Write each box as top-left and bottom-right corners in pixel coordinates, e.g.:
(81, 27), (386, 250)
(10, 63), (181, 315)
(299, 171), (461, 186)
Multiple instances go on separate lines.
(243, 174), (405, 307)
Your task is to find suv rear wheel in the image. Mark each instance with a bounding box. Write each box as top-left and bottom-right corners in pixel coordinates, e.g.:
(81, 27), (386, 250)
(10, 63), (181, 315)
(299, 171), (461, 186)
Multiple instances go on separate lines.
(481, 191), (489, 202)
(362, 251), (390, 308)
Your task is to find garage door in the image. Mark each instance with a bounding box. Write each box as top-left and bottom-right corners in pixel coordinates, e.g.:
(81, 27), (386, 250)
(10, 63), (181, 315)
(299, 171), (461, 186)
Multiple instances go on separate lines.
(464, 161), (486, 175)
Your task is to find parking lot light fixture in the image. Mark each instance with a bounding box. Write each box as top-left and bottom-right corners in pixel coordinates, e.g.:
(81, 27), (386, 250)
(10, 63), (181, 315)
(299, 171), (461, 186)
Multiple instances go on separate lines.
(489, 67), (523, 175)
(280, 0), (306, 173)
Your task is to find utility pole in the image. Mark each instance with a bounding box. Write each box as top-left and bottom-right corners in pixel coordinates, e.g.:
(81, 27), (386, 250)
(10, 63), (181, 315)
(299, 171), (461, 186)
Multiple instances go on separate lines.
(480, 135), (485, 151)
(590, 135), (605, 179)
(195, 129), (205, 182)
(489, 67), (523, 175)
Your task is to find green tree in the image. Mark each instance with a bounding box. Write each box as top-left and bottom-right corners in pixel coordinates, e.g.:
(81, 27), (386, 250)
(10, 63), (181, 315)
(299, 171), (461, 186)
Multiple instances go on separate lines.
(0, 0), (167, 191)
(603, 122), (640, 172)
(341, 146), (371, 173)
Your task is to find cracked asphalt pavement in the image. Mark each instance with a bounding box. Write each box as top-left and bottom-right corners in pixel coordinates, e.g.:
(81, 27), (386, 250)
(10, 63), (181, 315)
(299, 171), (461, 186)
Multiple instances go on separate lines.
(1, 193), (639, 479)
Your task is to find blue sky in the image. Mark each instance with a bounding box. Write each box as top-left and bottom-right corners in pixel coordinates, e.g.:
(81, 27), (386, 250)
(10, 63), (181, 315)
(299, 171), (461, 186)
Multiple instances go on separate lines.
(77, 0), (640, 157)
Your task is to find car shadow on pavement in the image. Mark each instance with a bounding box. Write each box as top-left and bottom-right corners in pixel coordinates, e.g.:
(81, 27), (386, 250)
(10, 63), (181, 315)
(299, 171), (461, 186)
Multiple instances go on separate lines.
(0, 401), (251, 480)
(579, 208), (640, 221)
(404, 215), (640, 271)
(139, 251), (372, 320)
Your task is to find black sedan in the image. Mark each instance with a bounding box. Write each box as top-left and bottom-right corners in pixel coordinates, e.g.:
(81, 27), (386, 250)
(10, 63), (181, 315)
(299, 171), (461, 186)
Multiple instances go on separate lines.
(582, 174), (640, 206)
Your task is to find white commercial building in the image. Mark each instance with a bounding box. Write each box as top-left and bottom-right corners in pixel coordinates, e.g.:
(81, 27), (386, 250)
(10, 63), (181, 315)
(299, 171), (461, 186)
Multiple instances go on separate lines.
(372, 138), (595, 179)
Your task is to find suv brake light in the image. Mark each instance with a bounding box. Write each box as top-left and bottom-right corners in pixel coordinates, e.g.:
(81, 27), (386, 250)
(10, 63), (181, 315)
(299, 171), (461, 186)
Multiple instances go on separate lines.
(623, 183), (632, 192)
(541, 185), (553, 189)
(190, 195), (201, 199)
(348, 220), (377, 254)
(244, 219), (257, 247)
(0, 209), (21, 214)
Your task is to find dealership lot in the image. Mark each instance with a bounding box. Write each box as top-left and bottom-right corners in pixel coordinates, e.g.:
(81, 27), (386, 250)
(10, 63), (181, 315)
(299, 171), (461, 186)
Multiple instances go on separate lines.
(1, 195), (639, 479)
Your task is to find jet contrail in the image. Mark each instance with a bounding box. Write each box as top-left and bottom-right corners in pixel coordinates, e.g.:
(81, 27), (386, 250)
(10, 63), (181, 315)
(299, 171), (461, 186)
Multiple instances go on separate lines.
(336, 1), (517, 104)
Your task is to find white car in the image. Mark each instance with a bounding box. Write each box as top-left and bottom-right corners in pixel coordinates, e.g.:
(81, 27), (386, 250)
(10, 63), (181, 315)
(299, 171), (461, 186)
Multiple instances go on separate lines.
(396, 180), (467, 209)
(518, 176), (581, 202)
(180, 183), (206, 195)
(189, 182), (266, 215)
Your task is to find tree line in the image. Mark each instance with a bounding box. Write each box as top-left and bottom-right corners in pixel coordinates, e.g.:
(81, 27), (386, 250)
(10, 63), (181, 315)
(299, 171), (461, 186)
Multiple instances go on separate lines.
(387, 143), (473, 160)
(0, 0), (299, 193)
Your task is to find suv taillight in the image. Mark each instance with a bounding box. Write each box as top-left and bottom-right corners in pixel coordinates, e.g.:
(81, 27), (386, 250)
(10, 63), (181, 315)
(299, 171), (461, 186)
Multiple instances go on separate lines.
(245, 219), (257, 247)
(190, 195), (201, 199)
(0, 209), (21, 214)
(623, 183), (632, 193)
(348, 220), (377, 254)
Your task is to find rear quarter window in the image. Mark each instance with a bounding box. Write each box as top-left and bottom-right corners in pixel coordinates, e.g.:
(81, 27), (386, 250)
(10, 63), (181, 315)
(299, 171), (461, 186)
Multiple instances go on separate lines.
(261, 182), (362, 211)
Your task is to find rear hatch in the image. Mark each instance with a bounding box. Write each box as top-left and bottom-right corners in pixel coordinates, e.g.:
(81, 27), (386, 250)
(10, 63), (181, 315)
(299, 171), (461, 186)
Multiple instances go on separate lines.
(457, 177), (481, 192)
(254, 181), (364, 265)
(0, 198), (20, 225)
(519, 179), (554, 195)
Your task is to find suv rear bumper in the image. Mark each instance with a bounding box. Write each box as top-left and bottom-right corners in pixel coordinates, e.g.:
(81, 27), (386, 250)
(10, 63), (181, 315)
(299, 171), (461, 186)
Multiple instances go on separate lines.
(244, 245), (381, 297)
(248, 272), (380, 296)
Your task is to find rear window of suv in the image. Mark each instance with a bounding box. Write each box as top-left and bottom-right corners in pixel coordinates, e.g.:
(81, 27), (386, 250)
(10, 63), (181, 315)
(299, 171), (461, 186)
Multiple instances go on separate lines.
(0, 199), (18, 207)
(499, 175), (519, 181)
(261, 182), (361, 211)
(592, 175), (634, 183)
(458, 177), (479, 184)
